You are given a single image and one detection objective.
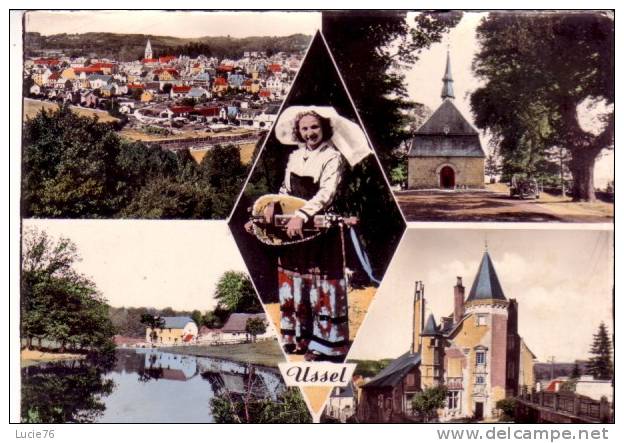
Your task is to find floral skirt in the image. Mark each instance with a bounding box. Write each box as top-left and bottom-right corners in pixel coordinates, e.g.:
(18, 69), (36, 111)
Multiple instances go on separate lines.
(278, 266), (349, 359)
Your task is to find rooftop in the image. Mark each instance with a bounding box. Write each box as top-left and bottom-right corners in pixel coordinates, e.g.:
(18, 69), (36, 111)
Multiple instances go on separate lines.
(466, 251), (507, 302)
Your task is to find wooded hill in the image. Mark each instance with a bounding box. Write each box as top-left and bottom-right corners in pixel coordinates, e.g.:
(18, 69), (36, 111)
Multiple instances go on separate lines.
(24, 32), (311, 61)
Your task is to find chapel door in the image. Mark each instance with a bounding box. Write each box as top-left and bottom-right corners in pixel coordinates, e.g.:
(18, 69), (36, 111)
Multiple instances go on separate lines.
(440, 166), (455, 189)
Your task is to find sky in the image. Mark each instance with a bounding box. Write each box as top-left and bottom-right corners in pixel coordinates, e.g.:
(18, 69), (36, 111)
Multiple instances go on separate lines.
(349, 227), (614, 363)
(403, 11), (614, 188)
(24, 10), (321, 38)
(22, 219), (248, 311)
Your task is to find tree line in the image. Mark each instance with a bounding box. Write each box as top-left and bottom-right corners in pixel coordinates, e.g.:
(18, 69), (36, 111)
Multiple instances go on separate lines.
(22, 105), (249, 219)
(24, 31), (310, 62)
(159, 34), (310, 60)
(111, 271), (263, 337)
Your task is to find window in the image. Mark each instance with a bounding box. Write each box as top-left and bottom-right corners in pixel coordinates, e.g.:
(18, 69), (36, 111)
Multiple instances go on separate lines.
(476, 351), (486, 365)
(476, 314), (488, 326)
(447, 391), (460, 410)
(476, 375), (486, 385)
(406, 373), (416, 386)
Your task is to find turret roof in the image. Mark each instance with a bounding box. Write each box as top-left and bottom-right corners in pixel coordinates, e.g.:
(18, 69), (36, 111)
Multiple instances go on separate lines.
(421, 313), (439, 336)
(466, 251), (507, 302)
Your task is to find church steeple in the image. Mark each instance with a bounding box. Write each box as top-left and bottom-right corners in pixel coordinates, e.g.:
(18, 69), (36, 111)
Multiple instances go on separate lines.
(145, 38), (153, 60)
(441, 50), (455, 100)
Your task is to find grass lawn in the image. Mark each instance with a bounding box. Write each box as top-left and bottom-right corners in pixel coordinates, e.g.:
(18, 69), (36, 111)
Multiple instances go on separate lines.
(161, 339), (284, 368)
(23, 98), (119, 123)
(20, 349), (85, 368)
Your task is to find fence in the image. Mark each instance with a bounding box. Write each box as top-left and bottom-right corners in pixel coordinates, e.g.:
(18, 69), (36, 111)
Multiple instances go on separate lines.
(518, 389), (611, 423)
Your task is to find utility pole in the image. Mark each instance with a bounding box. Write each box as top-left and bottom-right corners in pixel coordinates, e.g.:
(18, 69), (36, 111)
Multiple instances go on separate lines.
(548, 356), (556, 380)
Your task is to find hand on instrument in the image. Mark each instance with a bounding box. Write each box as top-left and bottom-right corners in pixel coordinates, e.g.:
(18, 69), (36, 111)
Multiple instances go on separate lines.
(285, 216), (304, 239)
(263, 202), (275, 223)
(244, 221), (254, 234)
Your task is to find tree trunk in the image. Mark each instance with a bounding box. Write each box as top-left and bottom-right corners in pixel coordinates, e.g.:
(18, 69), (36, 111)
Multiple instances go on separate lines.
(569, 149), (597, 202)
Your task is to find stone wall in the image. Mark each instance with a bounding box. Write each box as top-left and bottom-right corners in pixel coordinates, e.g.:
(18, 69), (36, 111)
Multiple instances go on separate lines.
(408, 156), (485, 189)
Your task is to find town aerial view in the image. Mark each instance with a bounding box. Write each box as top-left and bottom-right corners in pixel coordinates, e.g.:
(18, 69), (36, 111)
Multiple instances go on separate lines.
(21, 32), (310, 219)
(24, 33), (306, 138)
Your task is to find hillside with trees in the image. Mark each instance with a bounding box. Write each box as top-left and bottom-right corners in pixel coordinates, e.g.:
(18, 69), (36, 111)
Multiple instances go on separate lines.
(24, 32), (310, 61)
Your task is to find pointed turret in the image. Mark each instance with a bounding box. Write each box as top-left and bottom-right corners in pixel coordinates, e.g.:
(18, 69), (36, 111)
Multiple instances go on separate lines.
(441, 50), (455, 100)
(466, 251), (506, 302)
(421, 313), (439, 336)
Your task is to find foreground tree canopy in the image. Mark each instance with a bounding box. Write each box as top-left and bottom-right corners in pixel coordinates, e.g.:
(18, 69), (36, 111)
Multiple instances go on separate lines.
(471, 12), (614, 201)
(21, 228), (115, 353)
(22, 105), (249, 218)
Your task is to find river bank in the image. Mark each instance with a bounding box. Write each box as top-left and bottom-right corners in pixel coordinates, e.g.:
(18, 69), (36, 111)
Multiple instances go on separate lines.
(159, 340), (284, 368)
(20, 349), (85, 368)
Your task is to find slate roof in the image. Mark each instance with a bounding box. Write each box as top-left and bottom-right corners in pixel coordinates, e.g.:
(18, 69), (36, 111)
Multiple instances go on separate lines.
(363, 352), (421, 388)
(87, 74), (113, 82)
(466, 251), (507, 302)
(331, 382), (355, 398)
(188, 87), (209, 98)
(441, 51), (455, 99)
(408, 100), (485, 158)
(221, 313), (266, 333)
(161, 316), (194, 329)
(421, 314), (439, 336)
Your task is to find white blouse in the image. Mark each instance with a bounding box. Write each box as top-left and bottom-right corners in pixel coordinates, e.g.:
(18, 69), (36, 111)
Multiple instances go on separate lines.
(279, 141), (345, 222)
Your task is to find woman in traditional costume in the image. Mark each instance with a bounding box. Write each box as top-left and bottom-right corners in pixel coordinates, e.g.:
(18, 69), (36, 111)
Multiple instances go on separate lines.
(267, 106), (372, 361)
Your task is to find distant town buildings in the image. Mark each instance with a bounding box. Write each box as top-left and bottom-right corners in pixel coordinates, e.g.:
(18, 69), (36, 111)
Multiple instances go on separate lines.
(24, 38), (303, 137)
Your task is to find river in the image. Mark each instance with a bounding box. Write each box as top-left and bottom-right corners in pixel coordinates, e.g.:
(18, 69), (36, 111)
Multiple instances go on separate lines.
(21, 348), (285, 423)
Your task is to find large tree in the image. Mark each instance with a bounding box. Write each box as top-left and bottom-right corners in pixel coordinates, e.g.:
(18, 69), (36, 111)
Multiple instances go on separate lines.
(22, 105), (125, 217)
(322, 11), (462, 171)
(587, 322), (613, 381)
(471, 12), (614, 201)
(21, 228), (115, 353)
(214, 271), (262, 313)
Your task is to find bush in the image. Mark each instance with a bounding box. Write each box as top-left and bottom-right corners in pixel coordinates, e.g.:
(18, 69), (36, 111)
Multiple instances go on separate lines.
(496, 398), (516, 421)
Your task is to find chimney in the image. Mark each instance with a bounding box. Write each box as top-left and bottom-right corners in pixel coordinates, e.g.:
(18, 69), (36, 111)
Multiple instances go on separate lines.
(412, 281), (425, 354)
(454, 276), (465, 324)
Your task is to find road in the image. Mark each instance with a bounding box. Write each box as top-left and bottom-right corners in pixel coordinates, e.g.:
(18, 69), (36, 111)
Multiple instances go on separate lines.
(395, 188), (613, 223)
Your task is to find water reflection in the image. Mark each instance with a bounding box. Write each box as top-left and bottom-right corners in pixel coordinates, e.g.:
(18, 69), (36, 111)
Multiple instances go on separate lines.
(21, 355), (116, 423)
(21, 349), (286, 423)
